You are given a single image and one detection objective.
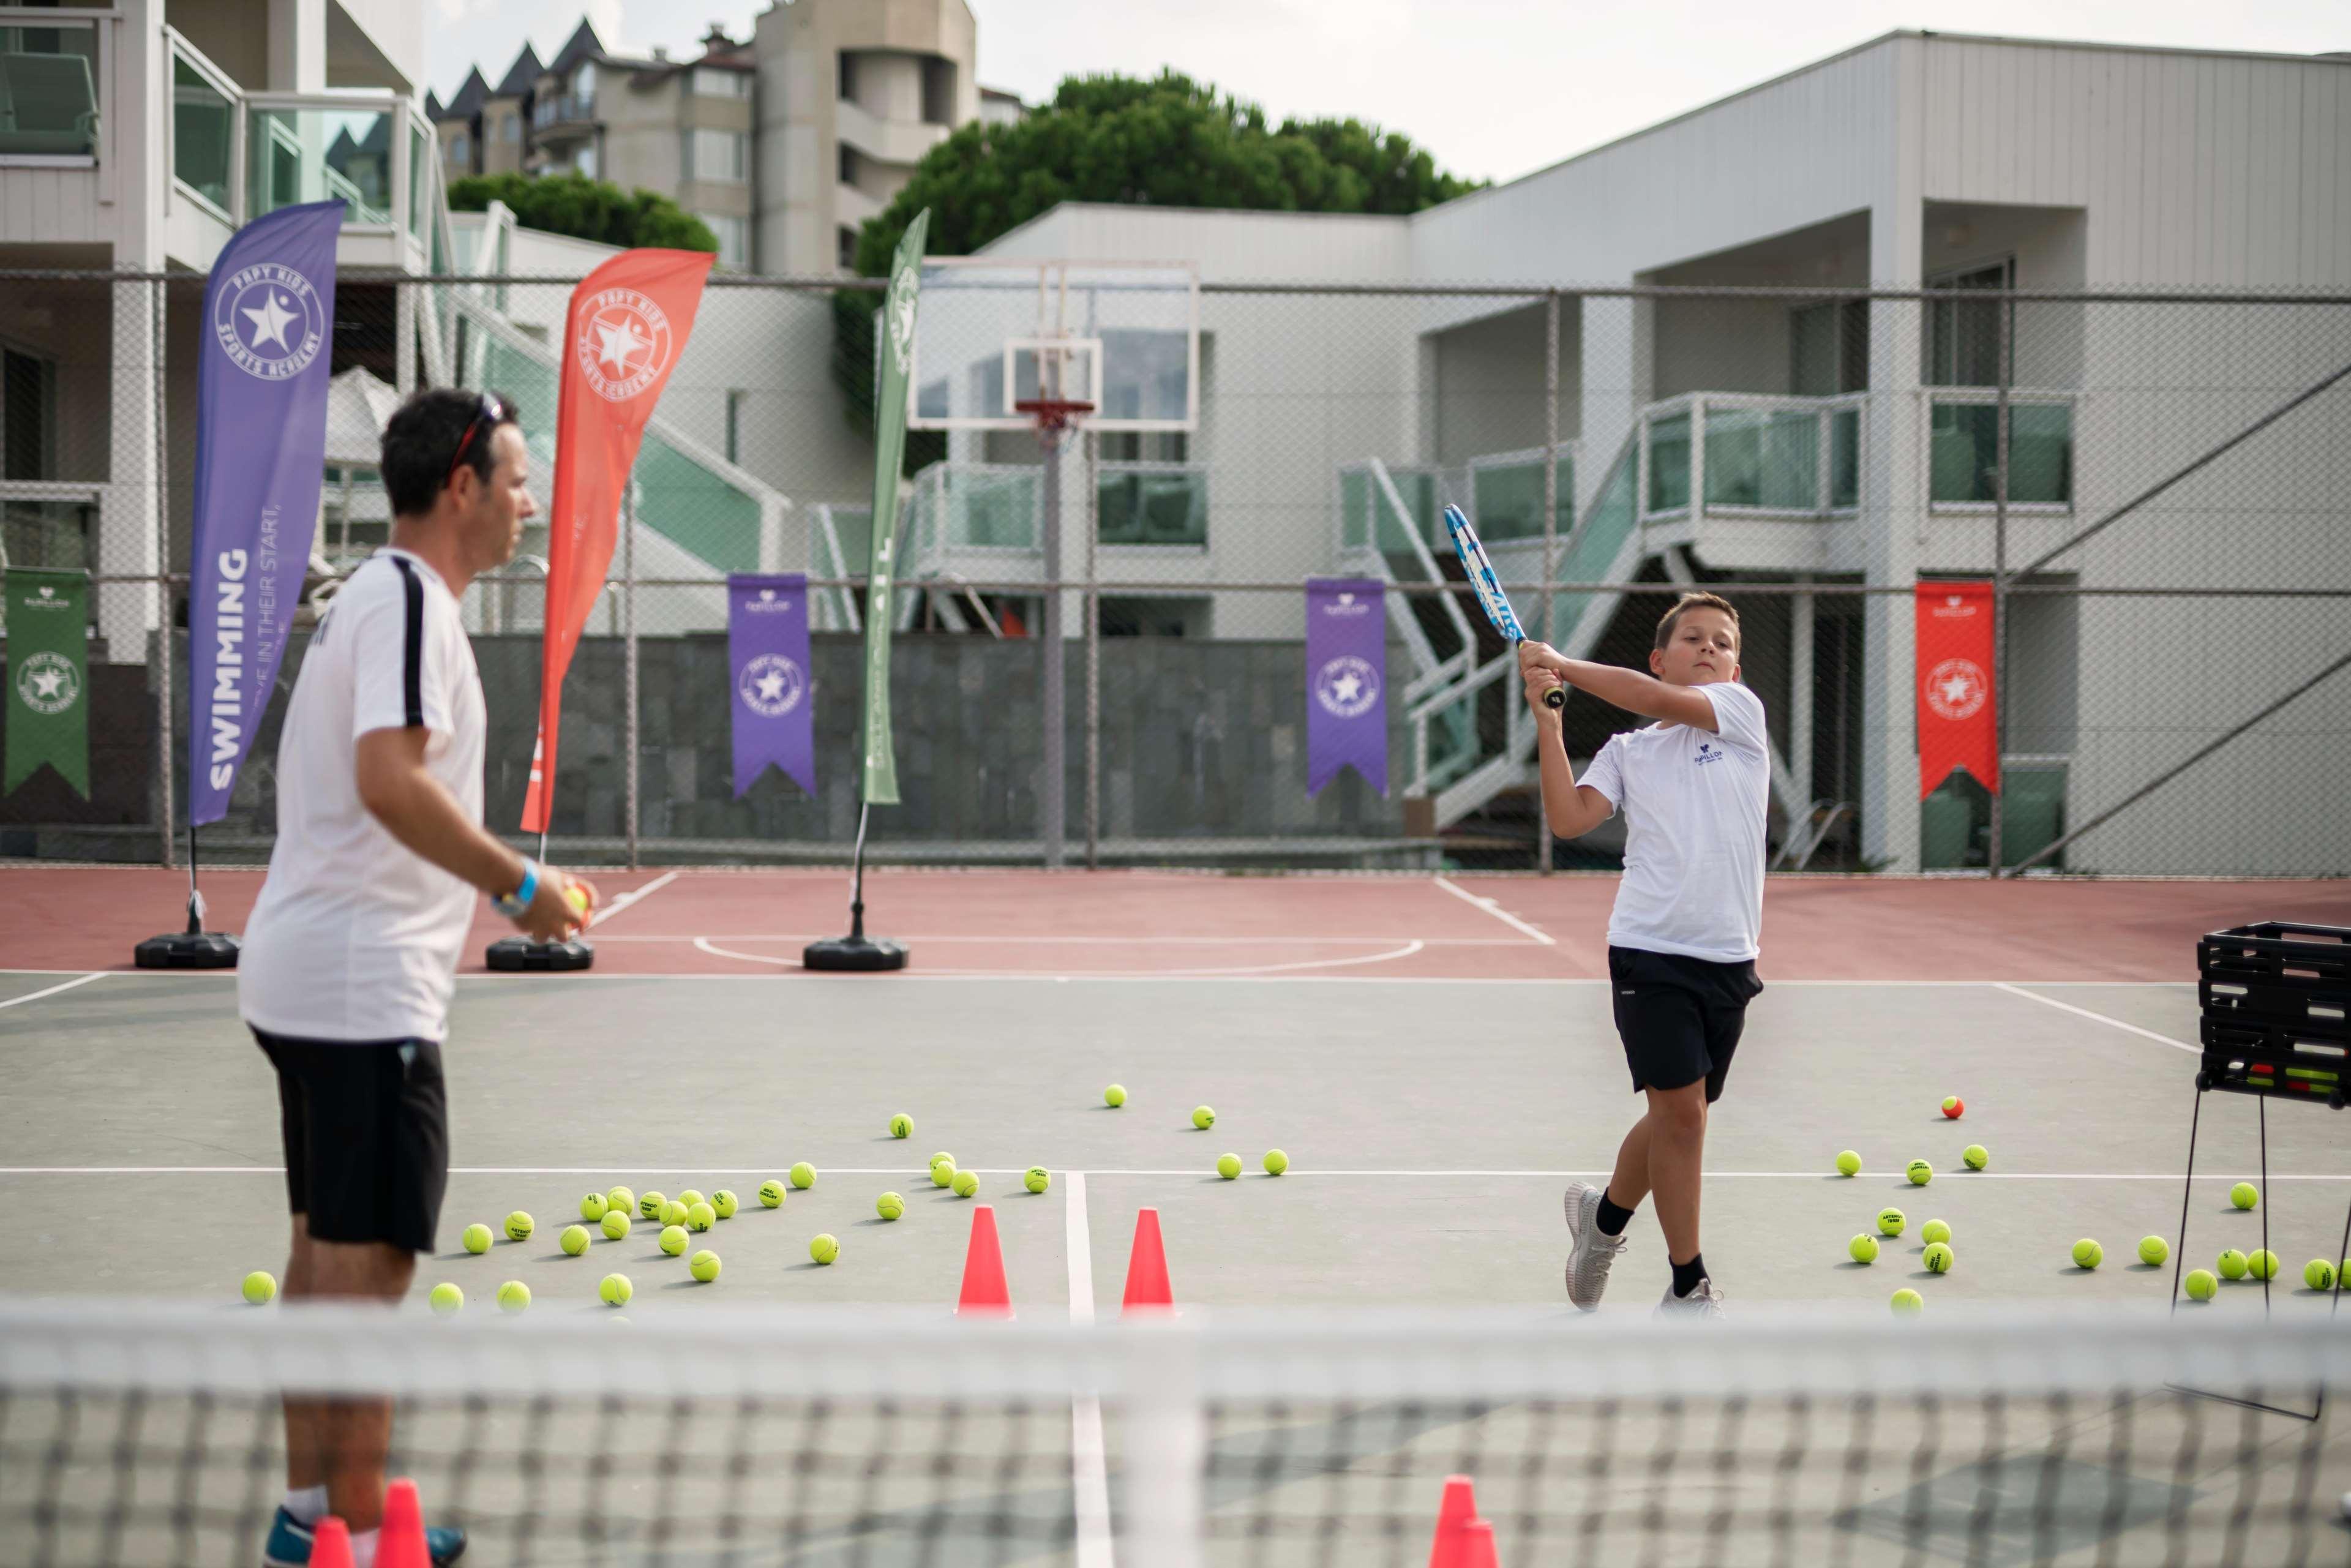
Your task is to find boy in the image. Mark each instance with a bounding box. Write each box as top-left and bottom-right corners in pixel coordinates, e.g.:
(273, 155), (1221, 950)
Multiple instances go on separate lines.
(1518, 591), (1768, 1318)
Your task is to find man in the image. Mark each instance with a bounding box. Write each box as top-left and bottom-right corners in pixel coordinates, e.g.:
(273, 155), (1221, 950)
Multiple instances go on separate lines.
(1519, 592), (1769, 1318)
(239, 389), (595, 1566)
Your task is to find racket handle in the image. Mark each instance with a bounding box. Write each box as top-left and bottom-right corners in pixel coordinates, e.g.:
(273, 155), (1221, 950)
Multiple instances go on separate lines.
(1544, 686), (1565, 710)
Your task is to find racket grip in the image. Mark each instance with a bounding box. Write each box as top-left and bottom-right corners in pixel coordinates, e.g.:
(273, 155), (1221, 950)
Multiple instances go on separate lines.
(1543, 687), (1566, 710)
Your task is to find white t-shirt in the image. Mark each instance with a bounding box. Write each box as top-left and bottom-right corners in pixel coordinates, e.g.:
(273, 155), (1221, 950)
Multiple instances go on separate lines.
(1578, 681), (1771, 964)
(239, 549), (486, 1043)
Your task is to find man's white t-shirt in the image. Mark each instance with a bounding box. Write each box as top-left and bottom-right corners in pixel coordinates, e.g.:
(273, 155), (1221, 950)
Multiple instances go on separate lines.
(1578, 681), (1771, 964)
(239, 549), (486, 1043)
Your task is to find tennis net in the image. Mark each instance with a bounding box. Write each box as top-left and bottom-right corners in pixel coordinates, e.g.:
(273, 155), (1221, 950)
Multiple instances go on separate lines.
(3, 1300), (2346, 1567)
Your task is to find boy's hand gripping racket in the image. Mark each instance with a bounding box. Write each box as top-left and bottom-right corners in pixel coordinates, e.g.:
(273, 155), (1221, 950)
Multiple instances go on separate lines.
(1442, 503), (1565, 710)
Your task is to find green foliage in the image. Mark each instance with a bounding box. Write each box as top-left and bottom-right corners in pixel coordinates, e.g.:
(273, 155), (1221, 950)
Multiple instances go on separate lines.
(446, 171), (717, 254)
(834, 70), (1482, 454)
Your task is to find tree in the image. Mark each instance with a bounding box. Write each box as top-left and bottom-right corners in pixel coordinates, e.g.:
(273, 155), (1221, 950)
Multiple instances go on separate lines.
(446, 171), (717, 254)
(833, 70), (1482, 449)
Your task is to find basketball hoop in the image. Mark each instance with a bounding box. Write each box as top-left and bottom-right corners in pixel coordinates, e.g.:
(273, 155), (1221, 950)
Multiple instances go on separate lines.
(1013, 397), (1095, 438)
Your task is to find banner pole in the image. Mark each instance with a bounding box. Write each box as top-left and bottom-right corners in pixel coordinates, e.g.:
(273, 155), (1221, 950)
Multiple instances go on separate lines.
(849, 800), (869, 942)
(151, 276), (176, 874)
(1539, 288), (1560, 874)
(1084, 425), (1100, 871)
(623, 480), (639, 872)
(1989, 291), (2011, 877)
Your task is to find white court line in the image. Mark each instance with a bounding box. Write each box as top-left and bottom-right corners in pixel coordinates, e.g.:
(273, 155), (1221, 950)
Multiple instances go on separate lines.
(585, 869), (678, 929)
(587, 933), (1525, 947)
(1065, 1172), (1115, 1568)
(1993, 981), (2200, 1056)
(0, 969), (2206, 988)
(15, 1166), (2351, 1182)
(691, 936), (1428, 980)
(0, 972), (105, 1011)
(1433, 876), (1556, 946)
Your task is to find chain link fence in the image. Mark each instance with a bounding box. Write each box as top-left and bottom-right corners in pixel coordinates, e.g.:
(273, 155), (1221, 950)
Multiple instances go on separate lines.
(1, 271), (2344, 876)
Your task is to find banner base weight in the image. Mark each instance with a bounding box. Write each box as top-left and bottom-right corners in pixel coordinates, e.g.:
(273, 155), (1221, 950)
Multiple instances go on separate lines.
(485, 937), (595, 972)
(803, 935), (907, 972)
(133, 931), (240, 969)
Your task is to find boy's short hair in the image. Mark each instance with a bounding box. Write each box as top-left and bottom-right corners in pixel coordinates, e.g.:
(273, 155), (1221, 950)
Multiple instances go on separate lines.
(1654, 591), (1741, 651)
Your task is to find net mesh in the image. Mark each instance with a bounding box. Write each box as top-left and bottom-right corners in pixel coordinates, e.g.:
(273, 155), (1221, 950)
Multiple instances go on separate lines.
(4, 1302), (2345, 1567)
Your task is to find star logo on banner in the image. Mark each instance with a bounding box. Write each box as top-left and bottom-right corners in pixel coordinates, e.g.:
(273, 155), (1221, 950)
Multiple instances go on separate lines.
(575, 287), (674, 402)
(13, 651), (80, 716)
(1922, 657), (1989, 722)
(594, 318), (648, 378)
(31, 667), (64, 699)
(1313, 654), (1381, 719)
(213, 263), (324, 381)
(243, 291), (297, 351)
(737, 653), (806, 719)
(1330, 670), (1363, 705)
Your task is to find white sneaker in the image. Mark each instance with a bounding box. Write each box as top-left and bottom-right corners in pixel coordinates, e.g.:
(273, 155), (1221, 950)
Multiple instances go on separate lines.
(1655, 1275), (1725, 1320)
(1562, 1181), (1626, 1311)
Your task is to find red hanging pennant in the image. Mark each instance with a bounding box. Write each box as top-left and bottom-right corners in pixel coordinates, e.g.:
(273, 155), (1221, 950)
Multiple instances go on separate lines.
(1916, 581), (2000, 798)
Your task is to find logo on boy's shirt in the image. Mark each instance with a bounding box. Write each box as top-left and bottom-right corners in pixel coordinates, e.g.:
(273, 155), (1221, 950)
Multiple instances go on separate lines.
(1693, 741), (1725, 767)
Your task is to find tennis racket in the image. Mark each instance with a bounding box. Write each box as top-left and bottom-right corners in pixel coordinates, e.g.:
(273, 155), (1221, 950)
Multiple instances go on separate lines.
(1442, 503), (1564, 710)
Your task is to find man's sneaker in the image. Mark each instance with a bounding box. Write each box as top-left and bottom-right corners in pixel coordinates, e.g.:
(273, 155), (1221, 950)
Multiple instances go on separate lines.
(260, 1504), (468, 1566)
(1655, 1276), (1725, 1319)
(1562, 1180), (1626, 1311)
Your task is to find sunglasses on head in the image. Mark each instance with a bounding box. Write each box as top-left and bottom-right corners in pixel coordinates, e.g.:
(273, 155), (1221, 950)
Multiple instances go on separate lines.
(443, 393), (508, 490)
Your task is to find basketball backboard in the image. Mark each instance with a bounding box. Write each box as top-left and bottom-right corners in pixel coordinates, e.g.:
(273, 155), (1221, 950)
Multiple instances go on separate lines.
(907, 259), (1199, 433)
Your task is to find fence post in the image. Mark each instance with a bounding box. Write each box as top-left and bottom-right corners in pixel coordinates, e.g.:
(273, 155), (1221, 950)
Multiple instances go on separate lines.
(1084, 427), (1101, 871)
(1040, 433), (1067, 869)
(1539, 288), (1561, 874)
(1990, 293), (2011, 876)
(623, 482), (639, 872)
(152, 276), (176, 871)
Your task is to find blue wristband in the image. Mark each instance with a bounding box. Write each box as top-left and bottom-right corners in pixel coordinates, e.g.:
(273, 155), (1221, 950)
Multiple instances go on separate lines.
(494, 858), (539, 918)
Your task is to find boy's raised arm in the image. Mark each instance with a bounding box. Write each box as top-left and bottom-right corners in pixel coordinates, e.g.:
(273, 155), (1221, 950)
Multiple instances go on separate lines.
(1520, 642), (1720, 732)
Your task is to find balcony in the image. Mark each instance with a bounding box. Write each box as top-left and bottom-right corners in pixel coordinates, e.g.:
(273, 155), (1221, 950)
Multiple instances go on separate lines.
(1927, 391), (2075, 510)
(1097, 463), (1207, 548)
(0, 10), (100, 164)
(531, 92), (598, 138)
(834, 96), (948, 169)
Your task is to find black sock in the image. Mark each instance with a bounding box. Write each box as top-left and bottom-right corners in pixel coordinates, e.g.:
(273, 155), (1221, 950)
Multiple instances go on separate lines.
(1594, 1193), (1635, 1237)
(1671, 1254), (1708, 1298)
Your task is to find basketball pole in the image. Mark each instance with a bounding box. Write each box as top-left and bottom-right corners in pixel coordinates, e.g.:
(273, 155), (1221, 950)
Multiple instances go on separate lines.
(1040, 422), (1067, 870)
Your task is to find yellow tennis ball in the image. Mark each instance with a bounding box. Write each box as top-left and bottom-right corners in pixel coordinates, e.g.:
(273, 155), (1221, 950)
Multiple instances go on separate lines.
(889, 1114), (913, 1139)
(599, 1272), (632, 1307)
(929, 1152), (955, 1170)
(1217, 1153), (1242, 1180)
(1905, 1160), (1932, 1187)
(1192, 1105), (1216, 1130)
(686, 1202), (716, 1232)
(428, 1282), (462, 1315)
(1922, 1242), (1954, 1274)
(2304, 1258), (2337, 1291)
(1835, 1150), (1861, 1177)
(601, 1209), (631, 1241)
(677, 1190), (706, 1212)
(931, 1161), (957, 1188)
(241, 1270), (276, 1305)
(606, 1185), (635, 1214)
(497, 1280), (530, 1313)
(689, 1250), (721, 1283)
(876, 1191), (905, 1220)
(639, 1191), (667, 1221)
(1921, 1219), (1952, 1246)
(1104, 1084), (1127, 1108)
(2230, 1182), (2259, 1210)
(504, 1210), (534, 1243)
(462, 1223), (493, 1255)
(2071, 1239), (2103, 1270)
(951, 1168), (980, 1198)
(1263, 1150), (1289, 1176)
(2217, 1248), (2249, 1280)
(2138, 1236), (2169, 1267)
(566, 884), (590, 913)
(2185, 1268), (2219, 1300)
(809, 1233), (839, 1264)
(2248, 1248), (2280, 1281)
(560, 1225), (590, 1256)
(790, 1162), (817, 1190)
(1962, 1144), (1989, 1170)
(580, 1192), (609, 1223)
(757, 1180), (786, 1208)
(1876, 1207), (1905, 1237)
(1848, 1233), (1879, 1264)
(711, 1189), (738, 1219)
(659, 1224), (689, 1257)
(1024, 1166), (1051, 1194)
(658, 1200), (689, 1228)
(1890, 1288), (1924, 1316)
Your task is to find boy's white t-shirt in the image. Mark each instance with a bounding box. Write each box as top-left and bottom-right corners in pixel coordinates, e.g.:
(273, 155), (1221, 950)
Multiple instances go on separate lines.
(1578, 681), (1771, 964)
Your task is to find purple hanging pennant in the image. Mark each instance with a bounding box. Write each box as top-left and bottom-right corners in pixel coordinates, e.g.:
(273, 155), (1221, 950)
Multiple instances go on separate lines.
(1305, 578), (1387, 797)
(729, 574), (816, 797)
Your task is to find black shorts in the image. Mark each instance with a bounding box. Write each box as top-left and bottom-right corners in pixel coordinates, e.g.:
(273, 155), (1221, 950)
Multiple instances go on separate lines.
(1609, 945), (1763, 1103)
(253, 1028), (449, 1254)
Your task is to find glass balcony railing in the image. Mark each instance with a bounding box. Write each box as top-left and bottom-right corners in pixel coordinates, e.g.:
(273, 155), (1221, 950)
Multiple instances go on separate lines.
(1929, 396), (2075, 507)
(1640, 394), (1867, 520)
(171, 54), (235, 212)
(1098, 463), (1207, 547)
(1646, 412), (1691, 514)
(0, 20), (99, 158)
(1467, 448), (1573, 542)
(1704, 406), (1818, 510)
(249, 103), (396, 226)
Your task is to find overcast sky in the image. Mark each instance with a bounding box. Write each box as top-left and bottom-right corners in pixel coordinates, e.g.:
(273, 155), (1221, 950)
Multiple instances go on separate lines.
(427, 0), (2348, 187)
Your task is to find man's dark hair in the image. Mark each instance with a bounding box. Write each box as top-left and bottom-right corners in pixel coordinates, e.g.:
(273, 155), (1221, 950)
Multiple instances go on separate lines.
(380, 388), (519, 517)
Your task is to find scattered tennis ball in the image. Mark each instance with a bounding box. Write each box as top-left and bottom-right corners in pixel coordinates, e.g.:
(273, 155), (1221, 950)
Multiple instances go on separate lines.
(560, 1225), (590, 1257)
(1907, 1160), (1933, 1187)
(790, 1162), (817, 1190)
(876, 1191), (905, 1220)
(711, 1189), (738, 1219)
(2305, 1258), (2338, 1291)
(1104, 1084), (1127, 1108)
(504, 1211), (533, 1243)
(2230, 1182), (2259, 1210)
(1941, 1095), (1964, 1119)
(2217, 1248), (2250, 1280)
(1024, 1166), (1050, 1194)
(2138, 1235), (2170, 1267)
(1923, 1241), (1954, 1274)
(601, 1209), (631, 1241)
(686, 1202), (716, 1232)
(579, 1192), (609, 1223)
(2072, 1239), (2104, 1269)
(1921, 1219), (1952, 1246)
(639, 1191), (667, 1221)
(889, 1114), (913, 1139)
(1877, 1207), (1906, 1237)
(428, 1282), (462, 1315)
(1192, 1105), (1216, 1130)
(809, 1233), (839, 1265)
(659, 1225), (689, 1257)
(2184, 1268), (2218, 1300)
(689, 1250), (721, 1283)
(462, 1223), (492, 1255)
(1263, 1149), (1289, 1176)
(929, 1152), (956, 1171)
(659, 1200), (689, 1228)
(757, 1180), (786, 1209)
(1848, 1233), (1880, 1264)
(1962, 1144), (1989, 1171)
(951, 1168), (980, 1199)
(1217, 1153), (1242, 1180)
(241, 1270), (276, 1305)
(606, 1185), (636, 1216)
(1891, 1288), (1924, 1316)
(1835, 1150), (1862, 1177)
(497, 1281), (530, 1313)
(599, 1272), (632, 1307)
(677, 1190), (706, 1212)
(2248, 1248), (2281, 1281)
(931, 1161), (957, 1188)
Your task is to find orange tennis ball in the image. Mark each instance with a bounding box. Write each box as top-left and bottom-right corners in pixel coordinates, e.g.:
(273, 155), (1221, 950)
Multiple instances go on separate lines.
(1941, 1095), (1964, 1119)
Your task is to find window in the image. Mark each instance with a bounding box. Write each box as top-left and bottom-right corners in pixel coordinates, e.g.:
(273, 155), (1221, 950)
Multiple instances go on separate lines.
(574, 62), (597, 103)
(1926, 260), (2011, 387)
(0, 21), (100, 159)
(689, 128), (745, 183)
(573, 143), (596, 179)
(838, 144), (857, 187)
(724, 391), (745, 463)
(838, 52), (855, 103)
(504, 111), (520, 143)
(1789, 300), (1868, 396)
(694, 67), (747, 99)
(921, 58), (954, 126)
(838, 225), (858, 269)
(4, 346), (58, 481)
(699, 213), (748, 269)
(449, 130), (470, 166)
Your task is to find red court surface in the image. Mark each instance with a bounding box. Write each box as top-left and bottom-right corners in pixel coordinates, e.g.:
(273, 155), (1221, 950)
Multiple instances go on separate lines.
(2, 865), (2342, 981)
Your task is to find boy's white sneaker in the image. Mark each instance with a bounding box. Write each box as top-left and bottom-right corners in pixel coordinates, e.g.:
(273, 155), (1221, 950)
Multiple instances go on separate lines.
(1562, 1181), (1625, 1311)
(1655, 1276), (1725, 1319)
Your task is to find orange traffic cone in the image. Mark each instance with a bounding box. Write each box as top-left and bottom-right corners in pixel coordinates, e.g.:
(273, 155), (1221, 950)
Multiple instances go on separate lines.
(956, 1204), (1012, 1315)
(377, 1479), (428, 1568)
(309, 1517), (355, 1568)
(1425, 1476), (1478, 1568)
(1120, 1207), (1174, 1313)
(1460, 1518), (1501, 1568)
